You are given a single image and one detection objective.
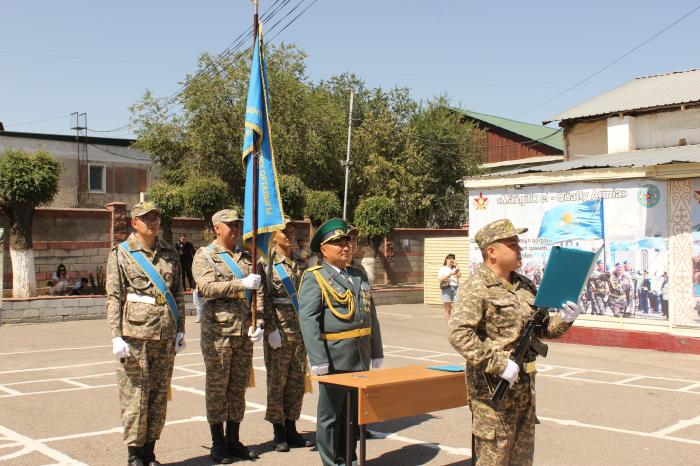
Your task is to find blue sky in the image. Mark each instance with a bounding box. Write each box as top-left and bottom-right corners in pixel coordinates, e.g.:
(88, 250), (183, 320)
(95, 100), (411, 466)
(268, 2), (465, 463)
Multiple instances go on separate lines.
(1, 0), (698, 138)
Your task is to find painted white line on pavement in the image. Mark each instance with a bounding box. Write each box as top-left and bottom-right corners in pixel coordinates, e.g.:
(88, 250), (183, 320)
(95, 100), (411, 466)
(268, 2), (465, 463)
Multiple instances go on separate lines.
(678, 382), (700, 391)
(0, 424), (88, 464)
(539, 416), (700, 446)
(557, 370), (585, 377)
(4, 371), (114, 386)
(652, 414), (700, 436)
(0, 340), (203, 356)
(175, 367), (206, 376)
(613, 376), (645, 384)
(539, 374), (700, 395)
(60, 378), (92, 388)
(378, 312), (413, 318)
(0, 384), (22, 395)
(170, 384), (470, 458)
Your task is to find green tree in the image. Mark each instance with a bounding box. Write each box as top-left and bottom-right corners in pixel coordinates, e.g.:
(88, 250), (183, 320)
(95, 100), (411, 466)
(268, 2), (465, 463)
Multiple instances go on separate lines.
(305, 190), (341, 227)
(0, 149), (62, 297)
(278, 174), (307, 220)
(181, 177), (231, 230)
(353, 196), (397, 256)
(147, 182), (184, 244)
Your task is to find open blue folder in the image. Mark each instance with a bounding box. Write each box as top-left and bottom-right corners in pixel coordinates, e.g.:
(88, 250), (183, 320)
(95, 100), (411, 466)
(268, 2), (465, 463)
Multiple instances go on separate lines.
(427, 365), (465, 372)
(533, 246), (602, 309)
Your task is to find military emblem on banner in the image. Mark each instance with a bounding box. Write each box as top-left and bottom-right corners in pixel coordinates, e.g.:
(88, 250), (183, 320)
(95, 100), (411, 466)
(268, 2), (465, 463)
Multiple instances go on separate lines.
(637, 184), (660, 208)
(473, 192), (489, 210)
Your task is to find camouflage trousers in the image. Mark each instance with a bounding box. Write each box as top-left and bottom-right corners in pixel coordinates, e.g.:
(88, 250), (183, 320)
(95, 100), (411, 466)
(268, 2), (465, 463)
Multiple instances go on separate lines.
(591, 294), (606, 315)
(469, 374), (537, 466)
(263, 331), (307, 423)
(117, 337), (176, 446)
(201, 334), (253, 424)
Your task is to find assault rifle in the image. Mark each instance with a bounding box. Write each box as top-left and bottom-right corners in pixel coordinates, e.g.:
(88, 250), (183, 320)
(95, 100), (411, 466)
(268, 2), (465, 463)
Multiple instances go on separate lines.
(486, 306), (549, 411)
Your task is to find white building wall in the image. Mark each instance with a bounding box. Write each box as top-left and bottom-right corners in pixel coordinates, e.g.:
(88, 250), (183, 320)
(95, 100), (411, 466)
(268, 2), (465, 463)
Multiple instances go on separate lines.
(634, 107), (700, 150)
(607, 115), (637, 153)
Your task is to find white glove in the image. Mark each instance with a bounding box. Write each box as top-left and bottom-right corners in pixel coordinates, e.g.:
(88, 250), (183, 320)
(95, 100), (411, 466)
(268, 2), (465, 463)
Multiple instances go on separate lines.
(175, 332), (186, 353)
(112, 337), (130, 359)
(268, 329), (282, 349)
(371, 358), (383, 369)
(500, 359), (520, 388)
(248, 325), (264, 342)
(560, 300), (582, 323)
(310, 363), (329, 376)
(241, 273), (262, 290)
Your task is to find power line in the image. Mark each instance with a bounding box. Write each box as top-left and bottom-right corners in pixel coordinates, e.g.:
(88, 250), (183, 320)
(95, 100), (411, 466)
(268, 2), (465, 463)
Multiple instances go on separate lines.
(87, 143), (150, 162)
(269, 0), (320, 41)
(512, 3), (700, 119)
(4, 115), (70, 128)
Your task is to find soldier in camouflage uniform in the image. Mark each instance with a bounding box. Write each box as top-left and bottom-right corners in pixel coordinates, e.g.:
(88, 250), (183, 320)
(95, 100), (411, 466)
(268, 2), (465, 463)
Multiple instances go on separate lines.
(106, 202), (186, 466)
(608, 264), (626, 317)
(299, 218), (384, 466)
(258, 217), (314, 452)
(192, 209), (263, 464)
(589, 262), (608, 315)
(448, 219), (582, 466)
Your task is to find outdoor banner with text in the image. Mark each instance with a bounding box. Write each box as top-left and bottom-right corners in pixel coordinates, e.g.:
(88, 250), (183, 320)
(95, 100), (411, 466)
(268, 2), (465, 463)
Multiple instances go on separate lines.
(468, 180), (669, 321)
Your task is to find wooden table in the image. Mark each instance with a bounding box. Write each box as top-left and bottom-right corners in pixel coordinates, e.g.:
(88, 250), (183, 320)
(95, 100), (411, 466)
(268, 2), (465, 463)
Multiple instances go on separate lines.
(315, 365), (469, 465)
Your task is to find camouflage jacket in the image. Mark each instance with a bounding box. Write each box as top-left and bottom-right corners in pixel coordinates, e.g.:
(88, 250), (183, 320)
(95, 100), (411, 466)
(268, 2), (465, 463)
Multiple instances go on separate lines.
(106, 233), (185, 340)
(257, 250), (305, 334)
(448, 264), (570, 387)
(192, 241), (261, 337)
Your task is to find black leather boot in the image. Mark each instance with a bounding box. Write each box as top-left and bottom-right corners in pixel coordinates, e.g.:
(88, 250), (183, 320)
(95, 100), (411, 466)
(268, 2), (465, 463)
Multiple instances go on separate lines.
(209, 423), (234, 464)
(142, 441), (160, 466)
(127, 446), (145, 466)
(226, 421), (259, 460)
(285, 419), (313, 447)
(272, 423), (289, 452)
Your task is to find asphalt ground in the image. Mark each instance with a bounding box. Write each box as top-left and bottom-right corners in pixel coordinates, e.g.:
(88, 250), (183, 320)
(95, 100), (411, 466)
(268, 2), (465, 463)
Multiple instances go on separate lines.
(1, 303), (699, 466)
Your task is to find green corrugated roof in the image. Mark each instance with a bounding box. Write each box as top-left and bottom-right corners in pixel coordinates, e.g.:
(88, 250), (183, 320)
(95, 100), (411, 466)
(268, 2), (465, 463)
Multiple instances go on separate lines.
(454, 109), (564, 151)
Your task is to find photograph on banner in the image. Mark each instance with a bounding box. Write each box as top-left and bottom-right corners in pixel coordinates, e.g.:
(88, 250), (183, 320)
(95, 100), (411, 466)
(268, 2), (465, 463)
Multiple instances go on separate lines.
(468, 179), (668, 320)
(688, 179), (700, 324)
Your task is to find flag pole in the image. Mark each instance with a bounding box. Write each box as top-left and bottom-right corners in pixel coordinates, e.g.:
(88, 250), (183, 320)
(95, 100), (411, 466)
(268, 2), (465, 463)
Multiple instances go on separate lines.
(250, 0), (260, 326)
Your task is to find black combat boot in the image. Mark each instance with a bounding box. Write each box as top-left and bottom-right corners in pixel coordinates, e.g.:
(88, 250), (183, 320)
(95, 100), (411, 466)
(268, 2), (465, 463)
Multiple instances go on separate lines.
(226, 420), (259, 460)
(272, 423), (289, 452)
(285, 419), (313, 447)
(209, 423), (234, 464)
(142, 441), (160, 466)
(127, 446), (145, 466)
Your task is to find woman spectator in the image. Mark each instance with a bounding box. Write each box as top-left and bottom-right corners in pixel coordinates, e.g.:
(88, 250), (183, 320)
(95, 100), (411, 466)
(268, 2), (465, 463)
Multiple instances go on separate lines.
(48, 264), (70, 296)
(437, 254), (461, 319)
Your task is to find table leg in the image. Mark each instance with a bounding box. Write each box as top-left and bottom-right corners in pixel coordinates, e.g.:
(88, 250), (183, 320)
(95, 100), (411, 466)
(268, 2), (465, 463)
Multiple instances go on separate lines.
(346, 390), (352, 466)
(359, 423), (366, 466)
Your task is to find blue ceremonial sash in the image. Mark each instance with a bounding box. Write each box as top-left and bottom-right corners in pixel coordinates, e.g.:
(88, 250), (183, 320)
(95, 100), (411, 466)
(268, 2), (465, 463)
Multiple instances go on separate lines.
(273, 262), (300, 313)
(118, 242), (179, 328)
(209, 245), (252, 304)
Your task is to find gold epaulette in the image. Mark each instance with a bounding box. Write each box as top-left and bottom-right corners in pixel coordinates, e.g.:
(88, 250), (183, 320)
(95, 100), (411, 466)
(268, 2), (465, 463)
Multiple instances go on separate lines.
(299, 265), (323, 289)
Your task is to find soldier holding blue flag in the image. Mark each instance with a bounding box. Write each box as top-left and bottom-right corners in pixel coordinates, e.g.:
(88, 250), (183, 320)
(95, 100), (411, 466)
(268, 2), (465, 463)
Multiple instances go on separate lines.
(257, 217), (314, 452)
(106, 201), (186, 466)
(192, 209), (263, 464)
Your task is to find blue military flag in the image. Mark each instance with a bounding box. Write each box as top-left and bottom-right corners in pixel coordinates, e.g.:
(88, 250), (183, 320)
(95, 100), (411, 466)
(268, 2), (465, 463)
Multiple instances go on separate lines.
(242, 24), (285, 254)
(537, 199), (604, 243)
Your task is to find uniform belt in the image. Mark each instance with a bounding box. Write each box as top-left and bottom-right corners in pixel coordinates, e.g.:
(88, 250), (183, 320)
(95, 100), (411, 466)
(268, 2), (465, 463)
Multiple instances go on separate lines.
(523, 361), (537, 374)
(126, 293), (156, 305)
(272, 297), (291, 305)
(321, 327), (371, 341)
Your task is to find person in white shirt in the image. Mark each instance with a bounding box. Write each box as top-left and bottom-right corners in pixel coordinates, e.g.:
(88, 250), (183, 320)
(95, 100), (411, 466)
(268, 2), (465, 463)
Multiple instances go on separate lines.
(438, 253), (461, 318)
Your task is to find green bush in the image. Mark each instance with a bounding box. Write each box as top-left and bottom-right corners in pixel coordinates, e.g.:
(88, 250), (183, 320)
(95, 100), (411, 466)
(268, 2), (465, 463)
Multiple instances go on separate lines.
(182, 176), (231, 226)
(305, 190), (341, 227)
(278, 174), (307, 220)
(353, 196), (397, 253)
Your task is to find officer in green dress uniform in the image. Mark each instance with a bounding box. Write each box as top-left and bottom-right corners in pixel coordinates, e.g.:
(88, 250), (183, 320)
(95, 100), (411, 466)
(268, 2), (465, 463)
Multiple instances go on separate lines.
(298, 218), (384, 466)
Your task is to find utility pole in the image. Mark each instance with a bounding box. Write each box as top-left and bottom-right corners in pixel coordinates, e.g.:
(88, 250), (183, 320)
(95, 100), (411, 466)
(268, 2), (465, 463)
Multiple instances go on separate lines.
(70, 112), (87, 206)
(342, 89), (354, 220)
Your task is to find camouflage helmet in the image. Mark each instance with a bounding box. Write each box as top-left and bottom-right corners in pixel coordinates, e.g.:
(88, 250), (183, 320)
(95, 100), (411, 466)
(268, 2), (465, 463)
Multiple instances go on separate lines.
(474, 219), (527, 251)
(211, 209), (240, 225)
(131, 201), (160, 218)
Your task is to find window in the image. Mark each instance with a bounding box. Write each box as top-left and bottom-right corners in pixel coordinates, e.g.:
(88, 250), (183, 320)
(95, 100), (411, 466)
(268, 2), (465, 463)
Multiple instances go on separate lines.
(88, 164), (106, 193)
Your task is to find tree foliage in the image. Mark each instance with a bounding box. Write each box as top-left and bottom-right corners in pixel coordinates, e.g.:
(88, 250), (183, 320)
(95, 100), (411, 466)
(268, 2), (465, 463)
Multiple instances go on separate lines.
(278, 174), (307, 220)
(181, 177), (231, 228)
(353, 196), (397, 254)
(131, 45), (482, 228)
(0, 149), (62, 206)
(305, 190), (341, 227)
(147, 182), (184, 244)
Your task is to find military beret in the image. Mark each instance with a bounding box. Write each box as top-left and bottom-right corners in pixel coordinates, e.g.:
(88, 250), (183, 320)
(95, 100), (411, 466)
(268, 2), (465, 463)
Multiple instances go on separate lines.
(131, 201), (160, 218)
(474, 219), (527, 251)
(310, 217), (350, 253)
(212, 209), (240, 225)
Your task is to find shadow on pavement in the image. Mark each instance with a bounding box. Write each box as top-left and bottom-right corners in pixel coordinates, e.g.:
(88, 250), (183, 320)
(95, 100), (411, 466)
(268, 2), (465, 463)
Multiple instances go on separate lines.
(366, 443), (439, 465)
(371, 413), (436, 434)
